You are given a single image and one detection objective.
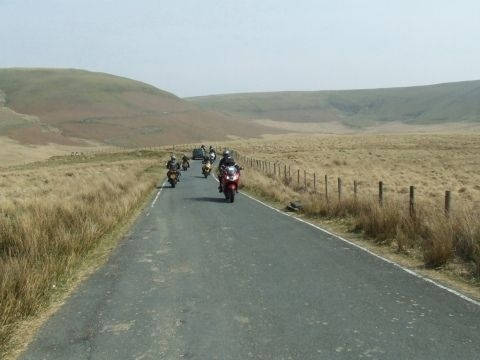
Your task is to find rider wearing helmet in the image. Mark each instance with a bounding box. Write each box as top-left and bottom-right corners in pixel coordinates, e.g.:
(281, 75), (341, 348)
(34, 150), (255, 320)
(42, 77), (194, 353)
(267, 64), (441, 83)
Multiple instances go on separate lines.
(218, 150), (241, 192)
(166, 154), (179, 168)
(208, 146), (216, 162)
(181, 154), (190, 168)
(166, 154), (181, 180)
(218, 150), (231, 169)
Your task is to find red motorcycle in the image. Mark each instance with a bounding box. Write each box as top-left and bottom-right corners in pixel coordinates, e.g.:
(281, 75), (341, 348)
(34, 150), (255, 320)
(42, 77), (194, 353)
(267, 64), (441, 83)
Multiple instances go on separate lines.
(220, 165), (241, 203)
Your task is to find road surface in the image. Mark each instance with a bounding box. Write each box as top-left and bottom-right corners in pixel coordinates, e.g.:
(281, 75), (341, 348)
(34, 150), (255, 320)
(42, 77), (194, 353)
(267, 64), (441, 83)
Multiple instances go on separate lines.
(22, 161), (480, 359)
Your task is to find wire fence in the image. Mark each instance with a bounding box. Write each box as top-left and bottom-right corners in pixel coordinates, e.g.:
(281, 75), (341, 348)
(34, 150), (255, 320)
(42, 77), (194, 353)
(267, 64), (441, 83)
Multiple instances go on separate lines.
(228, 148), (454, 217)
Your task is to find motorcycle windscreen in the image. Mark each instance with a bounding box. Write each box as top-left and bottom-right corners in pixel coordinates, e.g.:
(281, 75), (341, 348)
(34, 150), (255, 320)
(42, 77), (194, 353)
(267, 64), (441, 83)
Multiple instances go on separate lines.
(226, 166), (237, 176)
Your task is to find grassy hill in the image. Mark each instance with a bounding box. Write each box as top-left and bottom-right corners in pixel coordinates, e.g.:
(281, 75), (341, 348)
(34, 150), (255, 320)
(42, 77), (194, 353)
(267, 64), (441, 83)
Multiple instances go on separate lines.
(187, 80), (480, 129)
(0, 68), (276, 147)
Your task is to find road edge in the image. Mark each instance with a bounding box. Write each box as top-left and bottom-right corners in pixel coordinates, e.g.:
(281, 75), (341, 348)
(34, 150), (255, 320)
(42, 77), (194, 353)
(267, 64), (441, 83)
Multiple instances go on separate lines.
(212, 173), (480, 307)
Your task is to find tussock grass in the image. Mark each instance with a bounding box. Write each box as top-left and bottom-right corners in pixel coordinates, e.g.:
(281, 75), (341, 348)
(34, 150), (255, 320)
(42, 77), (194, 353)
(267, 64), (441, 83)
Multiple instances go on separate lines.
(0, 154), (163, 352)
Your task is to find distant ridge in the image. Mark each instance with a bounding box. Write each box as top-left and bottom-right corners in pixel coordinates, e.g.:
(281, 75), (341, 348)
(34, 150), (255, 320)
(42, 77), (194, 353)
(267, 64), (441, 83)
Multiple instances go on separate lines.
(187, 80), (480, 128)
(0, 68), (277, 146)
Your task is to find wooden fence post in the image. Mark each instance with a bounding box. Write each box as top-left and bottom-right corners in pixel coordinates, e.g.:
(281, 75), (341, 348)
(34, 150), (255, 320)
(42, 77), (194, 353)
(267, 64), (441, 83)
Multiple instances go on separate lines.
(297, 169), (300, 185)
(325, 175), (328, 202)
(313, 173), (316, 192)
(284, 164), (287, 181)
(304, 170), (307, 190)
(379, 181), (383, 206)
(445, 190), (451, 216)
(354, 180), (358, 201)
(409, 186), (415, 217)
(338, 178), (342, 202)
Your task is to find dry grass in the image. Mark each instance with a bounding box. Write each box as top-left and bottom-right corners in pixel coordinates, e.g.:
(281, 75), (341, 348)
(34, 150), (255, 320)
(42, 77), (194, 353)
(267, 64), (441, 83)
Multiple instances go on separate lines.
(230, 134), (480, 280)
(225, 133), (480, 207)
(0, 151), (164, 353)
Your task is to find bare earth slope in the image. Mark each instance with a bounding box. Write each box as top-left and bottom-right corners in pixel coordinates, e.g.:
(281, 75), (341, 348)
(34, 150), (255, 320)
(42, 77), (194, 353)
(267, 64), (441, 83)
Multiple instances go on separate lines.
(0, 68), (277, 147)
(187, 80), (480, 130)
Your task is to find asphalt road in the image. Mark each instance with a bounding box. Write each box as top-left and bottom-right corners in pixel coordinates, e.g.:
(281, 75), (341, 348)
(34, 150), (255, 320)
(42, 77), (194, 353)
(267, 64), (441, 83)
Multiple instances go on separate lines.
(22, 161), (480, 359)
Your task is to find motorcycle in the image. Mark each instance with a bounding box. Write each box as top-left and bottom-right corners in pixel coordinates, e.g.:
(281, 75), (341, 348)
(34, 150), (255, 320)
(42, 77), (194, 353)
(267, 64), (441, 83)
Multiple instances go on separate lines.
(202, 160), (212, 178)
(167, 168), (179, 188)
(209, 152), (216, 163)
(181, 160), (189, 171)
(220, 165), (241, 203)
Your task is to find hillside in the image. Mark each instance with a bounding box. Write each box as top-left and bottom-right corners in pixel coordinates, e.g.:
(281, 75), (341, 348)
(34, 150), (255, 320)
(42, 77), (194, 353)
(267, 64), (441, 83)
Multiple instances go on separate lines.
(0, 68), (276, 147)
(187, 80), (480, 130)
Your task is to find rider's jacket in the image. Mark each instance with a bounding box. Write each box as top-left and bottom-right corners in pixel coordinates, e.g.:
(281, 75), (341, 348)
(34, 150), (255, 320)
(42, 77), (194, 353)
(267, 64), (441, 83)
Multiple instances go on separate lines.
(166, 160), (180, 170)
(219, 156), (235, 169)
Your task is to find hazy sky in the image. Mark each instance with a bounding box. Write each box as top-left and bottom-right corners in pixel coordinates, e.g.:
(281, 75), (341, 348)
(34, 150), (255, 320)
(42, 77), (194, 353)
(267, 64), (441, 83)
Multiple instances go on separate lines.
(1, 0), (480, 96)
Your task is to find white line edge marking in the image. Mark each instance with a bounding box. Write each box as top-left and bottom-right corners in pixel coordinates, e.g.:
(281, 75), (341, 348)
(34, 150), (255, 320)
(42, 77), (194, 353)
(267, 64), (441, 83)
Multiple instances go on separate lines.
(213, 174), (480, 307)
(151, 179), (167, 208)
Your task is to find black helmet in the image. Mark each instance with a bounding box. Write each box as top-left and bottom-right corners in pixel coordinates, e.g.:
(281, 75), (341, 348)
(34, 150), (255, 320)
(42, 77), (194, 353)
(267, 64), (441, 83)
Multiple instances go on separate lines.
(222, 150), (230, 158)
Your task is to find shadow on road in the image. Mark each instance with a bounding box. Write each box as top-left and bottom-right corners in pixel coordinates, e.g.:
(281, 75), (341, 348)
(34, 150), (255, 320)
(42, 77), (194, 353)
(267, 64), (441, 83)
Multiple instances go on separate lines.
(186, 197), (226, 203)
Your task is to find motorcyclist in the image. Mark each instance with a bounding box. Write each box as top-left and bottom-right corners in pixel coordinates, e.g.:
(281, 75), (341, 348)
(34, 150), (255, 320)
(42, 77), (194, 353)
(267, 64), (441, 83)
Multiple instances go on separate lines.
(181, 154), (190, 168)
(209, 146), (216, 161)
(202, 154), (211, 164)
(201, 154), (213, 177)
(166, 155), (181, 180)
(218, 151), (241, 192)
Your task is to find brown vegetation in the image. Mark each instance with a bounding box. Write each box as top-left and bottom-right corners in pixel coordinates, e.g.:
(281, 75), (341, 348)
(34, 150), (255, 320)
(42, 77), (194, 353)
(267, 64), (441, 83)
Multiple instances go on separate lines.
(226, 133), (480, 206)
(0, 151), (164, 353)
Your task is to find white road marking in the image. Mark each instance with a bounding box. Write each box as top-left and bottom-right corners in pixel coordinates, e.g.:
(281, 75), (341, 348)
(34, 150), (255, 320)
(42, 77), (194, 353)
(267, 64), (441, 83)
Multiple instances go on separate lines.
(151, 179), (167, 208)
(212, 173), (480, 307)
